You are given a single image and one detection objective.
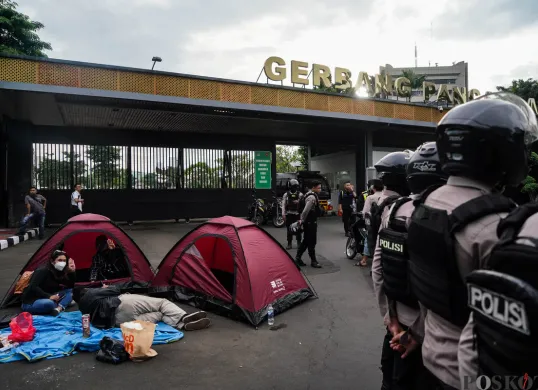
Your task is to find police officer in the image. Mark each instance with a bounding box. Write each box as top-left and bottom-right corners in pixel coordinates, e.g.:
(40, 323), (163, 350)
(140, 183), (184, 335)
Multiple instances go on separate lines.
(372, 142), (448, 390)
(404, 92), (536, 390)
(338, 181), (359, 236)
(463, 203), (538, 389)
(359, 151), (411, 267)
(295, 180), (323, 269)
(282, 179), (303, 249)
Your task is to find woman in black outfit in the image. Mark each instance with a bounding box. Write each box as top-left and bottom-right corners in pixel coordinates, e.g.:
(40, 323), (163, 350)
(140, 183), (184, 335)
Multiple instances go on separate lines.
(21, 250), (77, 316)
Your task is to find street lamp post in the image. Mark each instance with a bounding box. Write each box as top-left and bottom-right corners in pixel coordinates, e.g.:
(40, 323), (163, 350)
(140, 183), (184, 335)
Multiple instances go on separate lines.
(151, 56), (162, 70)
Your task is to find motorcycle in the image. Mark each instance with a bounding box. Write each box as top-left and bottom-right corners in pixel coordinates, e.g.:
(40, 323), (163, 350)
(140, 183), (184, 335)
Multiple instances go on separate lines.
(267, 192), (285, 228)
(345, 211), (367, 259)
(247, 190), (285, 227)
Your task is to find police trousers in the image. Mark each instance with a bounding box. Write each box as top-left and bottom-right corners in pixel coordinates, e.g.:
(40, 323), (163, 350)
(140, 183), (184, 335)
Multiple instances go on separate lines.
(296, 221), (317, 261)
(342, 208), (353, 234)
(285, 213), (301, 243)
(381, 326), (430, 390)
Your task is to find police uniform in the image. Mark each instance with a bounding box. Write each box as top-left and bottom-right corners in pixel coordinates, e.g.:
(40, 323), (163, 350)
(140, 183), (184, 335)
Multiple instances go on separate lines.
(295, 191), (322, 269)
(406, 93), (537, 390)
(460, 204), (538, 389)
(282, 190), (303, 248)
(338, 189), (358, 235)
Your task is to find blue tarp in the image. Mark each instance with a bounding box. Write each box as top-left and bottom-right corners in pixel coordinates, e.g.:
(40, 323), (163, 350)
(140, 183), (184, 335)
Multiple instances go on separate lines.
(0, 311), (184, 363)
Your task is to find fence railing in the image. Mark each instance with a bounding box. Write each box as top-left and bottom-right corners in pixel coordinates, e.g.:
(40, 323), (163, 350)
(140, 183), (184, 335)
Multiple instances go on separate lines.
(32, 143), (257, 190)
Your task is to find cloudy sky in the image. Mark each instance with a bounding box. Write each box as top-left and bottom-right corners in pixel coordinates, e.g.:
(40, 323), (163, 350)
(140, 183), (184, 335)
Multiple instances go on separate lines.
(20, 0), (538, 94)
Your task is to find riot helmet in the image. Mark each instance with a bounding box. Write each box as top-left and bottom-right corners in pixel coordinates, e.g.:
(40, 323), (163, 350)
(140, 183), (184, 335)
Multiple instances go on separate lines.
(289, 179), (299, 192)
(436, 92), (538, 187)
(406, 142), (448, 194)
(374, 150), (413, 195)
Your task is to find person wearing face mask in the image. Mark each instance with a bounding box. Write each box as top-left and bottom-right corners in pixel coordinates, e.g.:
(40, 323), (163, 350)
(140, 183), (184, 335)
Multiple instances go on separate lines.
(21, 250), (77, 316)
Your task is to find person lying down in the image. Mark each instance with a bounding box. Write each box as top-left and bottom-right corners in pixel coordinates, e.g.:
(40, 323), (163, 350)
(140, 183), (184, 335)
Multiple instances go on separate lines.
(75, 285), (211, 331)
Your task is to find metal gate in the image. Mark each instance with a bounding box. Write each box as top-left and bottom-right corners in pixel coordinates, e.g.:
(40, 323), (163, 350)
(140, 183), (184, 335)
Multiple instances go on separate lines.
(31, 143), (260, 223)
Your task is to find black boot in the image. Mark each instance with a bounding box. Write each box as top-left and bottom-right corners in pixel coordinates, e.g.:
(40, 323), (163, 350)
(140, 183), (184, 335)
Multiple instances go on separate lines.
(295, 254), (307, 267)
(286, 241), (292, 250)
(309, 252), (322, 268)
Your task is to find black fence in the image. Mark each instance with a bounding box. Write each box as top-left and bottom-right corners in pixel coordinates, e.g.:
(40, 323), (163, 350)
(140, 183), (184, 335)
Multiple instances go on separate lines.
(32, 144), (256, 192)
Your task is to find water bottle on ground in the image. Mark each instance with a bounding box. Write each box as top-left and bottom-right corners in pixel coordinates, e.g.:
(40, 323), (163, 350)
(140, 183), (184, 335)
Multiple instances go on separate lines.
(267, 304), (274, 326)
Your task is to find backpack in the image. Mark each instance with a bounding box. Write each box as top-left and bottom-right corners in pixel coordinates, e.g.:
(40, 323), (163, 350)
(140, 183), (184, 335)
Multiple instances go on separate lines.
(367, 195), (401, 248)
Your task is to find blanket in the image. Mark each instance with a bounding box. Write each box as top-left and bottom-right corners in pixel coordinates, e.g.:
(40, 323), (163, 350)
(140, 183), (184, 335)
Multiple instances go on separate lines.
(0, 311), (184, 363)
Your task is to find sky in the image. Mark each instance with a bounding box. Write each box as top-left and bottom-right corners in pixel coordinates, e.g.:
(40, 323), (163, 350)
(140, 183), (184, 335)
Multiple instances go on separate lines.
(19, 0), (538, 97)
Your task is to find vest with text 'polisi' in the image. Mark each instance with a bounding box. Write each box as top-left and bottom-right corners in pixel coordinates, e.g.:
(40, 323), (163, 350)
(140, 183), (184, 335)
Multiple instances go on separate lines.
(467, 203), (538, 377)
(379, 197), (418, 309)
(407, 192), (517, 328)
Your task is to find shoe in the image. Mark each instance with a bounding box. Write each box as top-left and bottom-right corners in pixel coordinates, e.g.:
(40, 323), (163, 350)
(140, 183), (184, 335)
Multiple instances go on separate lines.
(51, 307), (63, 316)
(295, 258), (307, 267)
(311, 262), (322, 268)
(184, 318), (211, 331)
(68, 300), (76, 308)
(182, 311), (207, 324)
(286, 243), (292, 250)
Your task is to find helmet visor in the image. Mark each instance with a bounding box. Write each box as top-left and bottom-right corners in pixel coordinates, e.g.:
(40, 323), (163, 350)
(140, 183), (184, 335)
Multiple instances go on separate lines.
(477, 92), (538, 145)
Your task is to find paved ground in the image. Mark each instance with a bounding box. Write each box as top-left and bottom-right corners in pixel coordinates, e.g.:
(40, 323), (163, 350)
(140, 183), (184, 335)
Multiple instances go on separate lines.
(0, 218), (384, 390)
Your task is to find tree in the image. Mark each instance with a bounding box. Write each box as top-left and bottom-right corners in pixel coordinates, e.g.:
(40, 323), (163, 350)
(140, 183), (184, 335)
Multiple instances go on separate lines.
(184, 162), (219, 188)
(313, 75), (354, 95)
(496, 78), (538, 200)
(85, 145), (126, 189)
(496, 78), (538, 102)
(400, 69), (425, 89)
(33, 151), (86, 189)
(276, 145), (304, 173)
(0, 0), (52, 57)
(522, 152), (538, 202)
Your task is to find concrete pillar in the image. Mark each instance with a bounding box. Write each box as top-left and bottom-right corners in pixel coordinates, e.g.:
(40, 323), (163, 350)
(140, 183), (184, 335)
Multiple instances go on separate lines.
(365, 129), (374, 168)
(355, 132), (368, 190)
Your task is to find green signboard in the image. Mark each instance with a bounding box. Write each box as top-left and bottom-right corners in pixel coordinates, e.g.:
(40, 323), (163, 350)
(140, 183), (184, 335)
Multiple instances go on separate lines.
(255, 151), (272, 189)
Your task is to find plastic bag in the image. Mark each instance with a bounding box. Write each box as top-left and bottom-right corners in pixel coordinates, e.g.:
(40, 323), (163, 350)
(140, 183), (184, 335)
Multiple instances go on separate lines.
(95, 337), (129, 365)
(120, 320), (157, 361)
(8, 312), (36, 342)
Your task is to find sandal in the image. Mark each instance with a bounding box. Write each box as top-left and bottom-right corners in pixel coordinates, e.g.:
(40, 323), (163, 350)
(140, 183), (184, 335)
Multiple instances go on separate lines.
(354, 260), (368, 267)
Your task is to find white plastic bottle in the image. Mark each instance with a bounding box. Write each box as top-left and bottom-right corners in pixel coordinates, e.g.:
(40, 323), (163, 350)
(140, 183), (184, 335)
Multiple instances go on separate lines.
(267, 304), (275, 326)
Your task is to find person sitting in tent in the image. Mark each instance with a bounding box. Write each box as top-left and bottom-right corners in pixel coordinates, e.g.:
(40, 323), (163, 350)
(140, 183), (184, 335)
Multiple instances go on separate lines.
(89, 235), (129, 282)
(21, 250), (76, 316)
(75, 285), (211, 331)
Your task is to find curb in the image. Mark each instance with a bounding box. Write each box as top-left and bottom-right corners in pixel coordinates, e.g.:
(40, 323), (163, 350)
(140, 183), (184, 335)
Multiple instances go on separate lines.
(0, 228), (40, 251)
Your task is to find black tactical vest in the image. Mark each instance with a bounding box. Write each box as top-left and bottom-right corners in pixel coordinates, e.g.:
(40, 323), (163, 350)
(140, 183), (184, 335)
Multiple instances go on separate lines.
(299, 192), (320, 223)
(467, 203), (538, 377)
(407, 190), (517, 328)
(379, 197), (419, 309)
(286, 191), (300, 213)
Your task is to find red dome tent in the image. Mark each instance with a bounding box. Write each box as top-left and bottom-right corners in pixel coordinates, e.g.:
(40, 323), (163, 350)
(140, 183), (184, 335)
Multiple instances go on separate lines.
(151, 216), (316, 326)
(1, 214), (154, 308)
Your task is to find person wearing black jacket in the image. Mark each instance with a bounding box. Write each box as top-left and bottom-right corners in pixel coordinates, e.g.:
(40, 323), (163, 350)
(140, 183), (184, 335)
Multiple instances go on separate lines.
(76, 285), (211, 331)
(21, 250), (76, 316)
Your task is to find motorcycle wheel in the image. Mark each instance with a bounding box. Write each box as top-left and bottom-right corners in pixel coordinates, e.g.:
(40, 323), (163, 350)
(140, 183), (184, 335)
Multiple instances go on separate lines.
(254, 214), (264, 226)
(272, 211), (285, 228)
(346, 236), (357, 259)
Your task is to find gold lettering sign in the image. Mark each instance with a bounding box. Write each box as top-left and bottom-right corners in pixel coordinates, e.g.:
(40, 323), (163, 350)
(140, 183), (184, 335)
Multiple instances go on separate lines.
(453, 87), (467, 105)
(313, 63), (332, 88)
(264, 56), (286, 81)
(375, 73), (393, 97)
(395, 77), (411, 97)
(423, 82), (436, 101)
(291, 60), (309, 85)
(335, 67), (352, 90)
(261, 57), (501, 111)
(528, 98), (537, 114)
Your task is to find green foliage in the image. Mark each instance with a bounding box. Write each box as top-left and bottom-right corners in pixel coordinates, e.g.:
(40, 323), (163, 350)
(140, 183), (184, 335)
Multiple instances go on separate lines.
(313, 75), (354, 95)
(184, 162), (219, 188)
(0, 0), (52, 57)
(400, 69), (425, 89)
(85, 145), (126, 189)
(276, 145), (304, 173)
(496, 78), (538, 101)
(522, 152), (538, 200)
